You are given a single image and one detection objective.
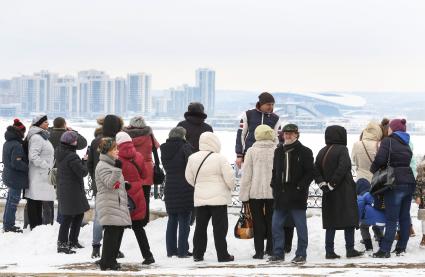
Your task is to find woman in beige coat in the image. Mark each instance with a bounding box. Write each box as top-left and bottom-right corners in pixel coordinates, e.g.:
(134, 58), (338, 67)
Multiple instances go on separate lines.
(239, 125), (276, 259)
(95, 137), (131, 271)
(185, 132), (235, 262)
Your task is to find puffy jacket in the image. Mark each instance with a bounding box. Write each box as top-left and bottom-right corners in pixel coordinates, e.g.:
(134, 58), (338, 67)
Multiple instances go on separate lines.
(352, 122), (382, 182)
(95, 153), (131, 226)
(185, 132), (235, 206)
(160, 137), (194, 213)
(124, 126), (159, 186)
(370, 132), (415, 185)
(235, 109), (280, 157)
(56, 143), (90, 215)
(24, 126), (56, 201)
(2, 126), (29, 189)
(118, 141), (147, 221)
(177, 116), (213, 152)
(357, 192), (386, 226)
(239, 140), (276, 201)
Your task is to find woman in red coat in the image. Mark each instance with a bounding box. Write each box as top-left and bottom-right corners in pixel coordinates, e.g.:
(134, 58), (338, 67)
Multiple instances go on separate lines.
(124, 116), (160, 226)
(116, 131), (155, 265)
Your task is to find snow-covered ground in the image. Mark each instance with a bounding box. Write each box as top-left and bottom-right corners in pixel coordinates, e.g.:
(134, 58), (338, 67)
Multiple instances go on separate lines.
(1, 117), (425, 275)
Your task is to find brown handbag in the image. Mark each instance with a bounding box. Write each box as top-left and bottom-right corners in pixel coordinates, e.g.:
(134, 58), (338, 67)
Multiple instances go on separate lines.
(234, 202), (254, 239)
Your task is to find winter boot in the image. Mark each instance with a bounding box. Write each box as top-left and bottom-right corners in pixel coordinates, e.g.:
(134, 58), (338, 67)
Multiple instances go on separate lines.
(117, 250), (125, 259)
(346, 249), (364, 258)
(69, 241), (84, 249)
(3, 226), (23, 233)
(57, 241), (76, 254)
(420, 235), (425, 248)
(373, 250), (390, 258)
(364, 239), (373, 251)
(91, 245), (101, 258)
(142, 256), (155, 265)
(325, 252), (340, 259)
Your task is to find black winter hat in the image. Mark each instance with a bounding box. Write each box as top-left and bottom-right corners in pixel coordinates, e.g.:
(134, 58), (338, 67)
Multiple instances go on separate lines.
(184, 102), (207, 119)
(102, 115), (123, 138)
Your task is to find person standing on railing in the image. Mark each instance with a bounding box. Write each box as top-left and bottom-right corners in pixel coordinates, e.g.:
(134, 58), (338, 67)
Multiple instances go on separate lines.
(239, 125), (276, 260)
(2, 119), (28, 233)
(268, 124), (314, 264)
(313, 125), (363, 260)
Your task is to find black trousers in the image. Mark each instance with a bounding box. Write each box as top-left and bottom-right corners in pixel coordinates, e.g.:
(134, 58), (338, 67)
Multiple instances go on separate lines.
(100, 226), (124, 269)
(141, 186), (151, 226)
(58, 213), (84, 244)
(193, 205), (230, 261)
(42, 201), (54, 225)
(249, 199), (274, 255)
(27, 199), (43, 230)
(132, 220), (153, 259)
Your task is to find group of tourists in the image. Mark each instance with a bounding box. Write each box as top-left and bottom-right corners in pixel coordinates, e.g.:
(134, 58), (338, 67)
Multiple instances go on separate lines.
(1, 91), (424, 270)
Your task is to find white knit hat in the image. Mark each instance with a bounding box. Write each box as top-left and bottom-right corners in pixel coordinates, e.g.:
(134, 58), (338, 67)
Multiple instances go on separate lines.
(116, 131), (132, 145)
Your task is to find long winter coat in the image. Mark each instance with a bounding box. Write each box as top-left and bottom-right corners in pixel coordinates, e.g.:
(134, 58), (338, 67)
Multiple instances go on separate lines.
(370, 132), (416, 186)
(95, 153), (131, 226)
(24, 126), (56, 201)
(124, 126), (159, 186)
(56, 143), (90, 215)
(2, 126), (29, 189)
(271, 140), (314, 210)
(177, 115), (213, 152)
(185, 132), (235, 207)
(352, 122), (382, 182)
(118, 141), (147, 221)
(160, 137), (194, 213)
(313, 126), (359, 229)
(415, 158), (425, 209)
(239, 140), (276, 202)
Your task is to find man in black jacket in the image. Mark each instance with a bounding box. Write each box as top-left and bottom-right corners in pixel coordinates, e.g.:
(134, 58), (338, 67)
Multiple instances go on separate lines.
(269, 124), (313, 264)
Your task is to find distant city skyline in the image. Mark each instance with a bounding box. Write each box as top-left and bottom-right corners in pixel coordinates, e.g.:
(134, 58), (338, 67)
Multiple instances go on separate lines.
(1, 0), (424, 92)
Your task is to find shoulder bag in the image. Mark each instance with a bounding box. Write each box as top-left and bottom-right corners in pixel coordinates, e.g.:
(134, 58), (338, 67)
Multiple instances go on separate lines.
(370, 138), (395, 195)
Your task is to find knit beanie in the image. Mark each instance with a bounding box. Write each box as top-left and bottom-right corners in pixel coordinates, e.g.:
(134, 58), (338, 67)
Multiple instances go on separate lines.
(254, 125), (275, 141)
(129, 116), (147, 128)
(389, 118), (407, 132)
(60, 131), (78, 145)
(13, 118), (26, 135)
(116, 131), (132, 145)
(169, 127), (186, 139)
(257, 92), (275, 106)
(32, 114), (48, 127)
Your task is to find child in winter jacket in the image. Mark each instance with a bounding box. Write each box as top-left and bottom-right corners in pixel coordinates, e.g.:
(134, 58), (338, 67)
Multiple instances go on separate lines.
(415, 156), (425, 247)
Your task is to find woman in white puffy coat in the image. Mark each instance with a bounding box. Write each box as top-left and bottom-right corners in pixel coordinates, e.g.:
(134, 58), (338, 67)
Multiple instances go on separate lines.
(185, 132), (235, 263)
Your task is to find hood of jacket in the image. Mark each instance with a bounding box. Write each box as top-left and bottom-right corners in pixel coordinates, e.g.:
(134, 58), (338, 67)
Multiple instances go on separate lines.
(183, 114), (206, 125)
(5, 126), (23, 142)
(56, 143), (77, 163)
(325, 125), (347, 146)
(393, 131), (410, 145)
(123, 126), (152, 138)
(199, 132), (221, 153)
(362, 122), (382, 141)
(117, 142), (137, 160)
(27, 126), (50, 140)
(160, 137), (186, 160)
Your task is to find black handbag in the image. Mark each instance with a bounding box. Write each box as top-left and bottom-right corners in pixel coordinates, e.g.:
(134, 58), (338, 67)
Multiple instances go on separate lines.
(370, 138), (395, 195)
(151, 135), (165, 185)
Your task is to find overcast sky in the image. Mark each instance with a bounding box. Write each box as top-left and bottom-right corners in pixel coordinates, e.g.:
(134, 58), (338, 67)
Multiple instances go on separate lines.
(1, 0), (424, 92)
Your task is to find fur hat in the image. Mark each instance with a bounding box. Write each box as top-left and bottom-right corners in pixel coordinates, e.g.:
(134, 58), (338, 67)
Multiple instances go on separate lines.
(184, 102), (207, 119)
(129, 116), (147, 128)
(102, 114), (123, 137)
(13, 118), (26, 134)
(116, 131), (132, 145)
(254, 125), (275, 141)
(389, 118), (407, 132)
(32, 114), (48, 127)
(169, 127), (186, 139)
(60, 131), (78, 145)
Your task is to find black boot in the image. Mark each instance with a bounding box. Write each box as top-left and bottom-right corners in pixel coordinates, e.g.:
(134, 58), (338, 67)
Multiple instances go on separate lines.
(57, 241), (76, 254)
(4, 226), (23, 233)
(364, 239), (373, 251)
(117, 250), (125, 259)
(142, 256), (155, 265)
(373, 250), (390, 258)
(91, 245), (101, 258)
(325, 252), (340, 259)
(70, 241), (84, 249)
(346, 249), (364, 258)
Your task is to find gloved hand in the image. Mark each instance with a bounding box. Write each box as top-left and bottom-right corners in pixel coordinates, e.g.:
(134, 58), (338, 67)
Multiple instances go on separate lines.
(125, 181), (131, 191)
(114, 159), (122, 169)
(319, 182), (330, 194)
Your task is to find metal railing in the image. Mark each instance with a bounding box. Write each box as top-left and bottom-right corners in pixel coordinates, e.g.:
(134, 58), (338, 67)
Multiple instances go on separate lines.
(0, 162), (323, 208)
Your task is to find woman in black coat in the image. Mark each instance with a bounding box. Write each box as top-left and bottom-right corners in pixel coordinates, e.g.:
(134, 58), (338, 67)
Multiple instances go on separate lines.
(313, 125), (362, 259)
(56, 131), (90, 254)
(160, 127), (194, 258)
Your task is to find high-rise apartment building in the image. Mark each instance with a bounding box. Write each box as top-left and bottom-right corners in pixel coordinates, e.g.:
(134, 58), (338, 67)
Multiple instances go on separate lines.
(127, 73), (152, 114)
(196, 68), (215, 115)
(78, 70), (109, 116)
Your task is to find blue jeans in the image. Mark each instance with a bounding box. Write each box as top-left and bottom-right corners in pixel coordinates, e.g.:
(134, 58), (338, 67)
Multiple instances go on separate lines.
(3, 188), (22, 229)
(380, 184), (414, 253)
(166, 211), (191, 257)
(325, 228), (355, 253)
(272, 209), (308, 257)
(92, 197), (103, 246)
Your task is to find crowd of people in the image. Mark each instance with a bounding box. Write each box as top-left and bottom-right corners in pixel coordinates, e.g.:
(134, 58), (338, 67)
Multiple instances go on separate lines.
(1, 92), (424, 270)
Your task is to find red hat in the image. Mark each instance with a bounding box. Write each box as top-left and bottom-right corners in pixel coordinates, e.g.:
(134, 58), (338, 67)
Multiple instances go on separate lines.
(389, 118), (407, 132)
(13, 118), (26, 133)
